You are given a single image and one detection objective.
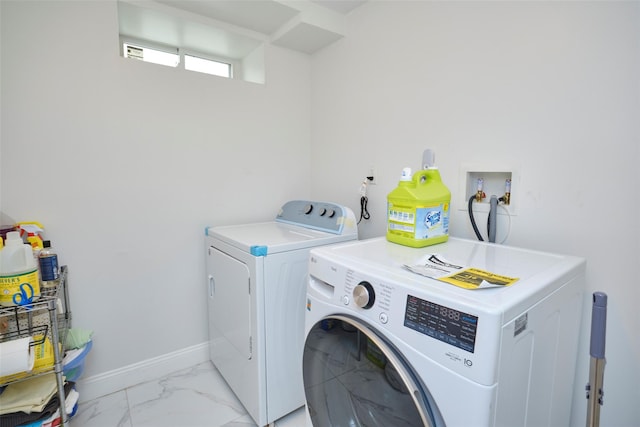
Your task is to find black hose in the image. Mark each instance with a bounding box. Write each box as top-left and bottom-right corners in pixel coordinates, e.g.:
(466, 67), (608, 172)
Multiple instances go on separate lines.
(468, 195), (484, 241)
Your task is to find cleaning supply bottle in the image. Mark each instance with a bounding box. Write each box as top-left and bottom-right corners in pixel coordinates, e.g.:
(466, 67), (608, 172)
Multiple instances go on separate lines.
(0, 231), (41, 306)
(387, 166), (451, 248)
(39, 240), (59, 289)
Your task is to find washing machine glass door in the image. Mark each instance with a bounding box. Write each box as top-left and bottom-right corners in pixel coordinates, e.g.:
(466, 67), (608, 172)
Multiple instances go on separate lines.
(303, 315), (444, 427)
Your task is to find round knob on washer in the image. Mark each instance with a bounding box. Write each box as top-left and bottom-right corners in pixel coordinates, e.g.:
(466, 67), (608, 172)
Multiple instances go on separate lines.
(319, 208), (327, 216)
(353, 281), (375, 309)
(304, 204), (313, 214)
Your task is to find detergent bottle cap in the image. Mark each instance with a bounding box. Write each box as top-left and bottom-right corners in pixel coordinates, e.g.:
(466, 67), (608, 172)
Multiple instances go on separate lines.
(400, 167), (412, 181)
(4, 231), (22, 246)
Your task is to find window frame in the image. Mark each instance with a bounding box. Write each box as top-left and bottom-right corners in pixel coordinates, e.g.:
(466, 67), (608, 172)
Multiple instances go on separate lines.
(120, 36), (238, 79)
(121, 37), (179, 67)
(181, 48), (237, 79)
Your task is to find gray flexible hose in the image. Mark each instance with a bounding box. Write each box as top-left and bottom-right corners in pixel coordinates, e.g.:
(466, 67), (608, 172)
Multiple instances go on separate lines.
(488, 195), (498, 243)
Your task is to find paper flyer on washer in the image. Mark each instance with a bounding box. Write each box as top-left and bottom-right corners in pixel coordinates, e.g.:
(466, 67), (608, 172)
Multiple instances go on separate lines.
(404, 254), (519, 290)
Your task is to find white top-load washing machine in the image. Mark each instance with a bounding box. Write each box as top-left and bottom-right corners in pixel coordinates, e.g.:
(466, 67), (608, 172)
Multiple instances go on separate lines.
(303, 237), (585, 427)
(205, 200), (357, 427)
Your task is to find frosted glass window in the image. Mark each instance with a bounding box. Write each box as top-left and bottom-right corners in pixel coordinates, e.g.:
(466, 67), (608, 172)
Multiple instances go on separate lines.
(185, 55), (231, 78)
(123, 43), (179, 67)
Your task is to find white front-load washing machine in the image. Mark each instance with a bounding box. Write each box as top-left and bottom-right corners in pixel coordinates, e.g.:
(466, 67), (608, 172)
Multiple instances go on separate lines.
(303, 237), (585, 427)
(205, 200), (357, 427)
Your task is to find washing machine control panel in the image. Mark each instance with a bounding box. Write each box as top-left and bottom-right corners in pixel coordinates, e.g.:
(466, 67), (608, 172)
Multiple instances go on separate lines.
(404, 295), (479, 353)
(341, 268), (478, 353)
(344, 271), (394, 325)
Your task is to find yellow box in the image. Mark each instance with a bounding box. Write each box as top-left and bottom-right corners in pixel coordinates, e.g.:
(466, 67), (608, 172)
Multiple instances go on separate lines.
(0, 335), (56, 383)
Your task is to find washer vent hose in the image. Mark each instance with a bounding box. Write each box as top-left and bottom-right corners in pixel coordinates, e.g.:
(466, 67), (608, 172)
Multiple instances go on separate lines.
(488, 195), (498, 243)
(468, 195), (499, 242)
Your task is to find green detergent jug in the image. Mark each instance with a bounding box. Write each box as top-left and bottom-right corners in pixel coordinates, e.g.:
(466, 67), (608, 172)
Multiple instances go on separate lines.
(387, 167), (451, 248)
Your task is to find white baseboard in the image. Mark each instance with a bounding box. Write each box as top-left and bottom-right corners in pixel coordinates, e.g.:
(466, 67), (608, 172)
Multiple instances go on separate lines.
(75, 342), (210, 403)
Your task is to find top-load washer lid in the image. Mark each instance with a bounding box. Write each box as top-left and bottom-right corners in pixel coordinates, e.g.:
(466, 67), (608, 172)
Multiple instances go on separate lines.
(205, 200), (357, 256)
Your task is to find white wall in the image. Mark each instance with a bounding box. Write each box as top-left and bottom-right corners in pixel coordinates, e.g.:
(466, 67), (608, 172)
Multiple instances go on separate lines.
(310, 2), (639, 426)
(1, 0), (311, 382)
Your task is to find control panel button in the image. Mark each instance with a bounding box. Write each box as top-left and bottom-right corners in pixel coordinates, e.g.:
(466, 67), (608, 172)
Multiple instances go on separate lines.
(327, 209), (336, 218)
(342, 295), (350, 305)
(379, 313), (388, 324)
(319, 208), (327, 216)
(303, 204), (313, 214)
(353, 281), (375, 309)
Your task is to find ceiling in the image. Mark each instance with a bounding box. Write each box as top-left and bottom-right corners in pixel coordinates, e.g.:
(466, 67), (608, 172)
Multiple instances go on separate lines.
(118, 0), (367, 57)
(310, 1), (367, 14)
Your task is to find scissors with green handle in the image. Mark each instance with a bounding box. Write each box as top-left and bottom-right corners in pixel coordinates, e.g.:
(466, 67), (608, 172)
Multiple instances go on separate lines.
(12, 283), (35, 308)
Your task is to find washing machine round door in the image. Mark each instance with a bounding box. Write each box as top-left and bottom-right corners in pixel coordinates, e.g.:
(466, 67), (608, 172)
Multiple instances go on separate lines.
(303, 315), (444, 427)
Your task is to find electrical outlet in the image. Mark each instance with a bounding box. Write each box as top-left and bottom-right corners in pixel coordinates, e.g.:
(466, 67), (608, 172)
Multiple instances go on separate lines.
(367, 167), (376, 185)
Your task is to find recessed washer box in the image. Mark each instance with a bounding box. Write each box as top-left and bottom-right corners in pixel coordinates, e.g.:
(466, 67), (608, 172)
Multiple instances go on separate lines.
(459, 165), (518, 215)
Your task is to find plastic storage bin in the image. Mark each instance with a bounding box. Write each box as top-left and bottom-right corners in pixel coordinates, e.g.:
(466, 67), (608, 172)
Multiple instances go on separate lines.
(63, 340), (92, 382)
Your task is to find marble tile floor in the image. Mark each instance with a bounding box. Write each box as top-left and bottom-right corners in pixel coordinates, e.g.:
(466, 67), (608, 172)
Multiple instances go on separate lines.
(70, 361), (307, 427)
